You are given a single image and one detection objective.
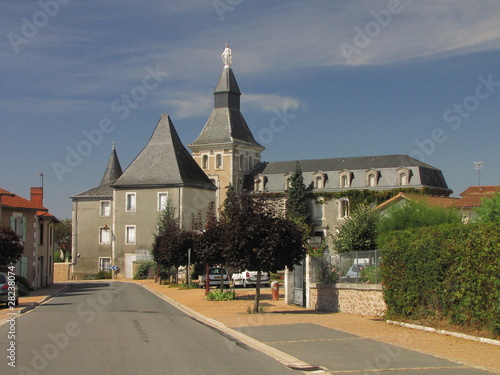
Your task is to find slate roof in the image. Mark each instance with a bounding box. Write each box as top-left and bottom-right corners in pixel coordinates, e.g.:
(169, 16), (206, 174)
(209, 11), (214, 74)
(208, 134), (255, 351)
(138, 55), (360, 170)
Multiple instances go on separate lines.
(112, 114), (215, 190)
(72, 144), (123, 199)
(245, 154), (450, 192)
(189, 66), (263, 150)
(100, 143), (123, 186)
(256, 154), (437, 174)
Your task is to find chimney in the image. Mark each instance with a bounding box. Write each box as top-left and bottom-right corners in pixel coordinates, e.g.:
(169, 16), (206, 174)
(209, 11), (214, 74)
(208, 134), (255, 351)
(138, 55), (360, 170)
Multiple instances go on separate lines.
(30, 187), (43, 207)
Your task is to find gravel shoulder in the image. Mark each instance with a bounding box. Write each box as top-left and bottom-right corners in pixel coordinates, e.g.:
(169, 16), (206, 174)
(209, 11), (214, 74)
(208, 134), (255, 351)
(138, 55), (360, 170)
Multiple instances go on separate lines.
(137, 280), (500, 375)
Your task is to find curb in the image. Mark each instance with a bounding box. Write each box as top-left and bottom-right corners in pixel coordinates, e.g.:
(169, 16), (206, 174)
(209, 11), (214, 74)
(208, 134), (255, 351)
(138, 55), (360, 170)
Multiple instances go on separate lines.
(18, 284), (70, 314)
(140, 282), (323, 372)
(387, 320), (500, 347)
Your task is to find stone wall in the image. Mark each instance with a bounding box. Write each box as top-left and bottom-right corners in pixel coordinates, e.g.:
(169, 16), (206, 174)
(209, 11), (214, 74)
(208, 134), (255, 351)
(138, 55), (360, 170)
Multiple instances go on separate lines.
(308, 283), (386, 316)
(54, 263), (72, 282)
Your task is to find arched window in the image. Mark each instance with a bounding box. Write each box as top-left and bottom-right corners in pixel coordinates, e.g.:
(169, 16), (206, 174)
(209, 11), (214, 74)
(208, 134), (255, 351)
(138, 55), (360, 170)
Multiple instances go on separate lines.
(340, 174), (349, 188)
(368, 174), (375, 186)
(249, 156), (254, 168)
(240, 155), (244, 170)
(202, 155), (208, 169)
(216, 154), (222, 169)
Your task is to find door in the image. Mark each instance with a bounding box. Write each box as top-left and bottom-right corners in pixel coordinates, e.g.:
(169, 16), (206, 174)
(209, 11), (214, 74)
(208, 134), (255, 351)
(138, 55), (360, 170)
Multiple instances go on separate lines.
(124, 254), (136, 279)
(293, 260), (305, 306)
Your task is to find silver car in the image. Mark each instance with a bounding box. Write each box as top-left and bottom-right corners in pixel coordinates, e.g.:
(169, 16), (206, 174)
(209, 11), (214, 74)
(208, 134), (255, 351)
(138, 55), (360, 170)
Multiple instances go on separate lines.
(0, 272), (19, 307)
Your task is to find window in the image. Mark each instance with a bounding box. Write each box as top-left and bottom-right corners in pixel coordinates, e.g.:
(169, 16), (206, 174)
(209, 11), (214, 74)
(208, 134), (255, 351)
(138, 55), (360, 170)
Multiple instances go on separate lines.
(366, 170), (379, 187)
(39, 223), (44, 245)
(100, 201), (111, 217)
(339, 172), (352, 188)
(10, 215), (26, 242)
(99, 257), (111, 272)
(99, 227), (111, 244)
(125, 225), (136, 244)
(126, 193), (136, 212)
(249, 156), (254, 169)
(339, 199), (349, 218)
(215, 154), (222, 169)
(202, 155), (209, 169)
(397, 168), (411, 186)
(158, 193), (168, 211)
(240, 155), (245, 169)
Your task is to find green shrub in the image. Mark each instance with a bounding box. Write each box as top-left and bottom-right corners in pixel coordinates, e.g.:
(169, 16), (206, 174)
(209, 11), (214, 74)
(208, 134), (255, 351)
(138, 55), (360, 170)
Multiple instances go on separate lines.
(178, 283), (198, 290)
(382, 223), (500, 336)
(360, 265), (379, 283)
(95, 270), (112, 279)
(134, 261), (155, 280)
(206, 289), (236, 301)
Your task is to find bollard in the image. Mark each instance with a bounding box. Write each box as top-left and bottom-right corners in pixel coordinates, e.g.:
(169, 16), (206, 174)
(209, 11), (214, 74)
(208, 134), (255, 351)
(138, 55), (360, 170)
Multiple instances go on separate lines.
(271, 280), (280, 300)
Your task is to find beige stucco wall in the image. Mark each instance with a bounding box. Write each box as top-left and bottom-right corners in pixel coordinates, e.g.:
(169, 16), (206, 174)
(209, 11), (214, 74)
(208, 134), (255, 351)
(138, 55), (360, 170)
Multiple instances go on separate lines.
(72, 198), (113, 278)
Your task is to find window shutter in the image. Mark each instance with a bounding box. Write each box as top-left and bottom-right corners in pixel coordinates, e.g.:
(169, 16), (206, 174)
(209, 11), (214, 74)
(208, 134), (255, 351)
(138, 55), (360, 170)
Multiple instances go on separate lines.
(10, 216), (15, 230)
(21, 217), (27, 242)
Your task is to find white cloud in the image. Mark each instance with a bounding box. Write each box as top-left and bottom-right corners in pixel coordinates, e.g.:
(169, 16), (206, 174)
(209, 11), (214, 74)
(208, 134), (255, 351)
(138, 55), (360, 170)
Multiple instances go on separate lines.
(242, 94), (303, 114)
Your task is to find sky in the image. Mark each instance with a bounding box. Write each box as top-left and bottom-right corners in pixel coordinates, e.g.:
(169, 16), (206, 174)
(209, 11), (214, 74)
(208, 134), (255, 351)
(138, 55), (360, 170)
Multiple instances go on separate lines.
(1, 0), (500, 220)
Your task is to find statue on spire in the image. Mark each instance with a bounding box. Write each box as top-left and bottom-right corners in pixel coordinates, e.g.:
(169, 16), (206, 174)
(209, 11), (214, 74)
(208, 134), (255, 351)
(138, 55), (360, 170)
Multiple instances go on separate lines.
(221, 43), (232, 68)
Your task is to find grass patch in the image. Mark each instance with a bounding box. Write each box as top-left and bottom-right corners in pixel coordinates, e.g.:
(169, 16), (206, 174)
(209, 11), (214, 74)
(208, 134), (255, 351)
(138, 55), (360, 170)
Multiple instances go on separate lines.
(206, 289), (236, 301)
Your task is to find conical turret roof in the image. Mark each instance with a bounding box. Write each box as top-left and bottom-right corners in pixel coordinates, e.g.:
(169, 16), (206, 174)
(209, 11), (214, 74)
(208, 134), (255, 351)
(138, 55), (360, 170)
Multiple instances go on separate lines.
(112, 114), (215, 190)
(100, 143), (123, 185)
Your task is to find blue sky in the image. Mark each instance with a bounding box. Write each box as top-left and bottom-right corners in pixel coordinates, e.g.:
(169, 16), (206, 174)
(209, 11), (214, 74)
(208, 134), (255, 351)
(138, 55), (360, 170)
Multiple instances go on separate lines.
(2, 0), (500, 219)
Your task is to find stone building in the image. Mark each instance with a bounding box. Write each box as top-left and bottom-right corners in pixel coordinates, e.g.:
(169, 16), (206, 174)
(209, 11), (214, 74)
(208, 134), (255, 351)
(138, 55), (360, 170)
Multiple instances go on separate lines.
(71, 115), (215, 279)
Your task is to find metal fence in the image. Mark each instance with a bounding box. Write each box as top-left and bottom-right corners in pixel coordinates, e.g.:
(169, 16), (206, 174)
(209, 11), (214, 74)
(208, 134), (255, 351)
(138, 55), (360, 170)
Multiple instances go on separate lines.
(309, 249), (381, 284)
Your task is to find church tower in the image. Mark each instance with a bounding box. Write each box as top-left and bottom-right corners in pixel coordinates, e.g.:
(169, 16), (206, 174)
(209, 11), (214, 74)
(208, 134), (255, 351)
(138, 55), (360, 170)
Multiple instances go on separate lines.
(189, 45), (264, 208)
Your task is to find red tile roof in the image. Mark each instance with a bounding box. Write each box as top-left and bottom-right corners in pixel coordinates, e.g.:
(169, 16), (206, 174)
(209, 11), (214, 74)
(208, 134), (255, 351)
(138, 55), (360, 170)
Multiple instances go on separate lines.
(0, 187), (47, 212)
(376, 192), (459, 211)
(460, 186), (500, 196)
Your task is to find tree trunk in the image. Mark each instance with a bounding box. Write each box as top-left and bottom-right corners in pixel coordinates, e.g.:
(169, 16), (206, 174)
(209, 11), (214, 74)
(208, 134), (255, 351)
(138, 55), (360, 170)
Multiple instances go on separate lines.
(253, 270), (262, 313)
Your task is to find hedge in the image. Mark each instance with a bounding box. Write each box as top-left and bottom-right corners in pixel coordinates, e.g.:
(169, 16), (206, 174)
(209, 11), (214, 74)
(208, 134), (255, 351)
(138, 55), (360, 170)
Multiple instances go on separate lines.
(381, 223), (500, 336)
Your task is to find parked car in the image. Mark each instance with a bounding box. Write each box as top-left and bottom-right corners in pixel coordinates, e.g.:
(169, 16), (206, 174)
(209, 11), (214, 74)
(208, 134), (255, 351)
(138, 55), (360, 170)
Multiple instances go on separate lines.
(0, 272), (19, 307)
(232, 270), (270, 288)
(198, 267), (230, 288)
(345, 264), (366, 282)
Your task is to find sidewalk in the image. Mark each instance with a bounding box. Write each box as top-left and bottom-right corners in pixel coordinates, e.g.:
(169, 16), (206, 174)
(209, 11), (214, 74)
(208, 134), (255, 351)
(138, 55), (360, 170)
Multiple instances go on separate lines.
(135, 279), (500, 374)
(0, 283), (68, 323)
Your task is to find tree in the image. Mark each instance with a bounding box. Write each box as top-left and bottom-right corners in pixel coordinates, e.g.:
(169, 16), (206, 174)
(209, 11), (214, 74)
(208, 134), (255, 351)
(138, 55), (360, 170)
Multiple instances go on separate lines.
(0, 225), (23, 266)
(54, 219), (72, 262)
(476, 192), (500, 223)
(222, 192), (306, 312)
(332, 203), (379, 252)
(286, 161), (310, 224)
(151, 198), (195, 281)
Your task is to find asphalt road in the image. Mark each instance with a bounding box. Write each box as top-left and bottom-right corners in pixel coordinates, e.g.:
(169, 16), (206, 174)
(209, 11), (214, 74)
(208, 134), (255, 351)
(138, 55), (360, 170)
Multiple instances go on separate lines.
(0, 282), (295, 375)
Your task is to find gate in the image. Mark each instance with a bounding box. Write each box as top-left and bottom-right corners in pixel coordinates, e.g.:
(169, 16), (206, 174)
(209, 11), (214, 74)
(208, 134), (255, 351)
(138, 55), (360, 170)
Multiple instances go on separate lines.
(293, 261), (305, 306)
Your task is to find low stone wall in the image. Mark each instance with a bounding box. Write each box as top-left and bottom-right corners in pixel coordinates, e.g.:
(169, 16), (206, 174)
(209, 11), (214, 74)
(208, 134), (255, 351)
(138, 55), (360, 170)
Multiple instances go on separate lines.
(309, 283), (386, 316)
(54, 263), (72, 282)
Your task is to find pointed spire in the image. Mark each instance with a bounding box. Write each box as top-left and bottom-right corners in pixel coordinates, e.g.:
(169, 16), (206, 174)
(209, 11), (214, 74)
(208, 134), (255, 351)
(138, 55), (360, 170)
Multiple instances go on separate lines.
(100, 142), (123, 185)
(189, 45), (263, 151)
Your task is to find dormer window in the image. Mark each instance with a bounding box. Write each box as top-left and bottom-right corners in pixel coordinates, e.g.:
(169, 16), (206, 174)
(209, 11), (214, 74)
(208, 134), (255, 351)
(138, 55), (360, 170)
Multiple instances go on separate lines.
(397, 168), (412, 186)
(366, 169), (380, 187)
(254, 175), (267, 192)
(284, 173), (292, 191)
(339, 171), (352, 188)
(313, 172), (327, 189)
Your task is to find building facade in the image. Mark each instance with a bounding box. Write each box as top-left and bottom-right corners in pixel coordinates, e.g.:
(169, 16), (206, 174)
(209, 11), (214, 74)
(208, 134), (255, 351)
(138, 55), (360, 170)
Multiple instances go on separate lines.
(71, 115), (216, 279)
(0, 187), (58, 289)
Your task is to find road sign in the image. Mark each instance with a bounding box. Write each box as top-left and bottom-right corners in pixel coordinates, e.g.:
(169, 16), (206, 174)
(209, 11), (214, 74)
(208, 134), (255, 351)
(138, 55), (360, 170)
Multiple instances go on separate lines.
(110, 265), (119, 271)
